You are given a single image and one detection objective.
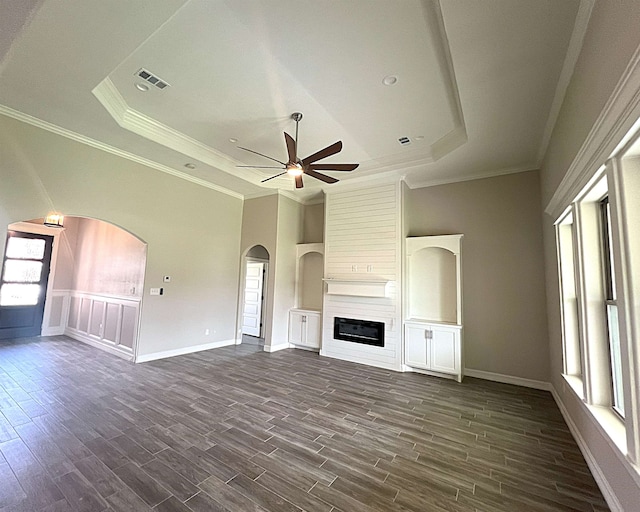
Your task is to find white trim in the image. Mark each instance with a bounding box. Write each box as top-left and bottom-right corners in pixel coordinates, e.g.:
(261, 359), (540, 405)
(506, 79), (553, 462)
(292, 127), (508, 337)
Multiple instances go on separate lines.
(545, 42), (640, 218)
(7, 221), (64, 337)
(41, 289), (70, 336)
(536, 0), (595, 164)
(550, 385), (627, 512)
(93, 78), (263, 186)
(0, 105), (244, 200)
(463, 368), (551, 391)
(135, 338), (235, 363)
(65, 329), (133, 361)
(263, 343), (290, 353)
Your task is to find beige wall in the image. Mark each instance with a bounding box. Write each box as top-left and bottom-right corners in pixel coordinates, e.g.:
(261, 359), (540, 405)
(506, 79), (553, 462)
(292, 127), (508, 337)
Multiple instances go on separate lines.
(406, 170), (548, 381)
(272, 195), (304, 346)
(239, 193), (302, 348)
(540, 2), (640, 510)
(71, 217), (146, 297)
(240, 194), (278, 345)
(303, 202), (324, 243)
(0, 113), (243, 357)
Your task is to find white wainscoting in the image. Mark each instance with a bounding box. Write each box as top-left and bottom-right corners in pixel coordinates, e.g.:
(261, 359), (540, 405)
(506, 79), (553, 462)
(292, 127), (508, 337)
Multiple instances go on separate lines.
(65, 291), (141, 361)
(42, 289), (71, 336)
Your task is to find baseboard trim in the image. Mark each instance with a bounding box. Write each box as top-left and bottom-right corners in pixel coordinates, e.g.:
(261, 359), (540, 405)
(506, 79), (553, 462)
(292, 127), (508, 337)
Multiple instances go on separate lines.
(549, 385), (624, 512)
(463, 368), (551, 390)
(136, 339), (235, 363)
(65, 329), (133, 361)
(263, 343), (290, 353)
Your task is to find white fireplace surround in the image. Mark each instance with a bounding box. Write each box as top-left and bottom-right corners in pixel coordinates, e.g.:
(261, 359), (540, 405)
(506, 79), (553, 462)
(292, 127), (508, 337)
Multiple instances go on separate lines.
(323, 278), (391, 298)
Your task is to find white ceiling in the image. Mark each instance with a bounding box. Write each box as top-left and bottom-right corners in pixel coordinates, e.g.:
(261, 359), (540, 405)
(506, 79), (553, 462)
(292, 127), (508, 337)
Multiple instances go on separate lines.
(0, 0), (586, 201)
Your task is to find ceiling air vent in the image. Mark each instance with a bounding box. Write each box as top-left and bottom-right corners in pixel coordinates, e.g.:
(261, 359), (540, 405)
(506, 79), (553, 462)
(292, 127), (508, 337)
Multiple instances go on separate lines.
(135, 68), (170, 90)
(398, 136), (411, 145)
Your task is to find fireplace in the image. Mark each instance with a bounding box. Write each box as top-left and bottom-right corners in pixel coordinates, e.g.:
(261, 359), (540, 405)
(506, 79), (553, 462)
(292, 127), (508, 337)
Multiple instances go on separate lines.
(333, 317), (385, 347)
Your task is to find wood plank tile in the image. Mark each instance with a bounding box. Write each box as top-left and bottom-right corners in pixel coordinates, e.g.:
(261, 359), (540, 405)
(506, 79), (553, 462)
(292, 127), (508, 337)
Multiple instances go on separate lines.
(0, 337), (609, 512)
(112, 462), (171, 507)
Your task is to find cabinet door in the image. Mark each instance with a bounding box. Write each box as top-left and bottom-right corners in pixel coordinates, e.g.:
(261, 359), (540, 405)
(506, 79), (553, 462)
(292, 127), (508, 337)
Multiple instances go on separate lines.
(430, 326), (459, 374)
(405, 324), (429, 369)
(288, 311), (304, 345)
(304, 313), (321, 348)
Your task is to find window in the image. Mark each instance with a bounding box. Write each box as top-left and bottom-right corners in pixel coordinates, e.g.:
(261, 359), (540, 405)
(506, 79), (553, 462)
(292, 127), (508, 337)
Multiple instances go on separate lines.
(556, 209), (582, 378)
(600, 196), (624, 417)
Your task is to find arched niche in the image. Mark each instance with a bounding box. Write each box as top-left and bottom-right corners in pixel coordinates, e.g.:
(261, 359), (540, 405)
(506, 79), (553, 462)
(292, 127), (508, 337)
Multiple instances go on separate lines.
(409, 247), (457, 323)
(406, 235), (463, 325)
(295, 243), (324, 311)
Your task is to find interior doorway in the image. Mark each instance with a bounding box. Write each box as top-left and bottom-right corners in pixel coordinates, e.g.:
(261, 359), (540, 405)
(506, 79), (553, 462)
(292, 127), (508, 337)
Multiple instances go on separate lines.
(0, 230), (54, 339)
(241, 245), (269, 344)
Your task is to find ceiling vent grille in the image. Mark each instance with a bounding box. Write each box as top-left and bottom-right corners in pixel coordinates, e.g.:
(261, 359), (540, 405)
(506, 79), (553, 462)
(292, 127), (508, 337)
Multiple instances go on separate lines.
(398, 137), (411, 145)
(135, 68), (170, 90)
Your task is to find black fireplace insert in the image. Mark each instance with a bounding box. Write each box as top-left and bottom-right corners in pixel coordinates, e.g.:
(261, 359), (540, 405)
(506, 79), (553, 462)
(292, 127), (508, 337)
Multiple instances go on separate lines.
(333, 317), (384, 347)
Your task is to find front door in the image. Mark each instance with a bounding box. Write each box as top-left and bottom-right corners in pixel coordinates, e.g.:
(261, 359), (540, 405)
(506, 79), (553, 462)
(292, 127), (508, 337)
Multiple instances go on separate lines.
(0, 231), (53, 339)
(242, 261), (265, 337)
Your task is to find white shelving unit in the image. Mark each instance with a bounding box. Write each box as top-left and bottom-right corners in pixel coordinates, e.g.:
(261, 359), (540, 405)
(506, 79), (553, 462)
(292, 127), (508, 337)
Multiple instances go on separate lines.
(404, 235), (464, 382)
(289, 243), (323, 350)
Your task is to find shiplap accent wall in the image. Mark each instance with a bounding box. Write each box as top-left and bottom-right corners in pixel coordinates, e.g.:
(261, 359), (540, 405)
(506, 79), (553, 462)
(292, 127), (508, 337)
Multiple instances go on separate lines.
(321, 182), (403, 370)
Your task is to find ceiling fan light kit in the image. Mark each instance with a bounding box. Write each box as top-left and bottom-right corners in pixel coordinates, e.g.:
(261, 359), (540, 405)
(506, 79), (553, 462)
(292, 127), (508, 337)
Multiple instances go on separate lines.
(238, 112), (359, 189)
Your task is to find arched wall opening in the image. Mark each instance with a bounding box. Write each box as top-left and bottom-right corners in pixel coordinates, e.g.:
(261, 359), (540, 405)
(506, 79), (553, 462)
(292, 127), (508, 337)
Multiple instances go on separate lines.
(238, 244), (270, 346)
(0, 215), (147, 359)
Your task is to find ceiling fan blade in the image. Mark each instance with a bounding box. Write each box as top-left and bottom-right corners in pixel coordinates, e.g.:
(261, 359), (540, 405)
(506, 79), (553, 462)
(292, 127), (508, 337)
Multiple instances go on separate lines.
(295, 175), (304, 189)
(308, 163), (359, 172)
(238, 146), (286, 165)
(301, 141), (342, 166)
(284, 132), (296, 163)
(237, 165), (284, 169)
(261, 171), (288, 183)
(304, 168), (339, 184)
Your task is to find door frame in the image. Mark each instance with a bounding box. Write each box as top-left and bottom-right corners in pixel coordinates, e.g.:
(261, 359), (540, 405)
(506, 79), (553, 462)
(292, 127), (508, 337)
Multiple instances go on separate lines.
(6, 222), (64, 336)
(242, 256), (268, 339)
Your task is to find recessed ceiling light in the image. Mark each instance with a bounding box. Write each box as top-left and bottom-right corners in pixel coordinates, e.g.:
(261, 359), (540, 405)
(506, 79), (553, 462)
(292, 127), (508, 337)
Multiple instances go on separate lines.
(135, 82), (149, 92)
(382, 75), (398, 86)
(184, 163), (196, 169)
(229, 138), (238, 143)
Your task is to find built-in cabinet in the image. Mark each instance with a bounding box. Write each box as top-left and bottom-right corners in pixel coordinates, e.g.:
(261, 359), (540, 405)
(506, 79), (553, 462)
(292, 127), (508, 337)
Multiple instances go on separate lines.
(289, 309), (321, 349)
(405, 235), (463, 381)
(288, 243), (324, 350)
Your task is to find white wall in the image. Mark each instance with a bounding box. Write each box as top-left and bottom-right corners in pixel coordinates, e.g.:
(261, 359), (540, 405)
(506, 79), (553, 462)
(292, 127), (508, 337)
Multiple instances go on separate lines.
(0, 113), (243, 358)
(406, 170), (549, 382)
(540, 2), (640, 509)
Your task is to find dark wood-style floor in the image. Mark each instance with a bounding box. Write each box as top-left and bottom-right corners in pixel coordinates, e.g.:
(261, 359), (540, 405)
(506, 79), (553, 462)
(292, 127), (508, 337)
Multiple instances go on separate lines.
(0, 336), (608, 512)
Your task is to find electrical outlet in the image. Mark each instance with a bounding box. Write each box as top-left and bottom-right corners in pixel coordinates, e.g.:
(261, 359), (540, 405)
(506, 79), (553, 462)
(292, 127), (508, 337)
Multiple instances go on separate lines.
(367, 265), (373, 272)
(205, 329), (210, 336)
(352, 264), (358, 272)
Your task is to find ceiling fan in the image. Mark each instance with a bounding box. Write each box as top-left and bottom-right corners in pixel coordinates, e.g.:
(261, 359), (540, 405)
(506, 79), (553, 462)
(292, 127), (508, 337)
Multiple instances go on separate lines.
(237, 112), (359, 189)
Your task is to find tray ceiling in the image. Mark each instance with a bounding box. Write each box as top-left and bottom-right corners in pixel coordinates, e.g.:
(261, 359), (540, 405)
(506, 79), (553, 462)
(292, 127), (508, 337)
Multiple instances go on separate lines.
(0, 0), (584, 200)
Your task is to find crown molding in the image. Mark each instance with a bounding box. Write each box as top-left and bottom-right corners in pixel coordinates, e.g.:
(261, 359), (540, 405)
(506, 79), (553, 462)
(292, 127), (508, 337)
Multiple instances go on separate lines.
(424, 0), (467, 160)
(545, 41), (640, 218)
(536, 0), (595, 165)
(404, 163), (538, 190)
(92, 78), (264, 184)
(0, 104), (244, 200)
